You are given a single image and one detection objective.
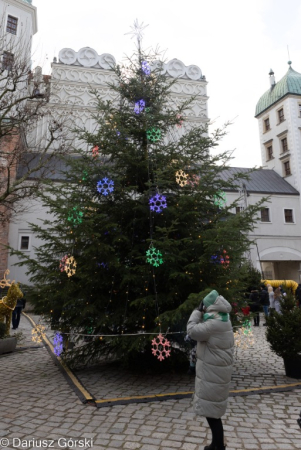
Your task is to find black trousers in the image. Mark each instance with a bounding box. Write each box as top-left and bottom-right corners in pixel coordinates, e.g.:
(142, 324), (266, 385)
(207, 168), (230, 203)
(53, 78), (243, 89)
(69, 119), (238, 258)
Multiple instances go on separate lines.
(12, 306), (22, 329)
(206, 417), (224, 448)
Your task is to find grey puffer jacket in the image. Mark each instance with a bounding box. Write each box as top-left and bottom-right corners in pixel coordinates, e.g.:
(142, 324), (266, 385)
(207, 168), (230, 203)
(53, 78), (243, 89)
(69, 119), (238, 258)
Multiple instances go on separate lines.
(187, 295), (234, 418)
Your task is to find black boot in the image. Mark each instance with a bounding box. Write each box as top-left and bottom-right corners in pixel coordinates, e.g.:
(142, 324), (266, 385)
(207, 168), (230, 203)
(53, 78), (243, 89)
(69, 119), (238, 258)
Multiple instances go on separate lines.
(204, 445), (226, 450)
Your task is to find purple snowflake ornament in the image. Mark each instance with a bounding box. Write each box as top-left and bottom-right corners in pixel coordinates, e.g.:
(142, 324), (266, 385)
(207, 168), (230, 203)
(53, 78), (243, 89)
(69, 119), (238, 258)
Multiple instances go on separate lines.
(142, 61), (151, 76)
(134, 99), (146, 114)
(149, 194), (167, 213)
(53, 332), (63, 357)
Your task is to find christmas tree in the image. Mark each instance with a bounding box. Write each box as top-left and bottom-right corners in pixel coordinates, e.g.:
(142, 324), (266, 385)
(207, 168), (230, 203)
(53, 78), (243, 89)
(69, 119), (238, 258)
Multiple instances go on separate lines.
(15, 36), (264, 367)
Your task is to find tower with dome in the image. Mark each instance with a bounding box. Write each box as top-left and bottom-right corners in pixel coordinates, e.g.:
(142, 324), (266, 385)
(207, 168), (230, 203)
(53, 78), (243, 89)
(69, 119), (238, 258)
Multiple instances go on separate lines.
(255, 62), (301, 195)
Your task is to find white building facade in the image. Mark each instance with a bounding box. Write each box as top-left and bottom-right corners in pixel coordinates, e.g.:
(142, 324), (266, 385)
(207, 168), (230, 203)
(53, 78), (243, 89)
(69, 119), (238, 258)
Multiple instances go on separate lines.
(3, 0), (301, 283)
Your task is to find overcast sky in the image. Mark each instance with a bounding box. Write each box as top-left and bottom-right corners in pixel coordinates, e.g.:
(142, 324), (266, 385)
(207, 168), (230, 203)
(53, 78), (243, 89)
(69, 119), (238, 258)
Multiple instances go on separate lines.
(32, 0), (301, 168)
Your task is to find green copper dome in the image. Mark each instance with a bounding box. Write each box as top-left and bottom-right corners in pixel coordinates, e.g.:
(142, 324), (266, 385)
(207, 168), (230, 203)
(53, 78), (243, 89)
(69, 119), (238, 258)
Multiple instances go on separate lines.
(255, 66), (301, 117)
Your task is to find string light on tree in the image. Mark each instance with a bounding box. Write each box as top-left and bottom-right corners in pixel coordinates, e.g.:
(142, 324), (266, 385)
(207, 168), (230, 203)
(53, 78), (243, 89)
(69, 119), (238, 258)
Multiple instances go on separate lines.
(176, 113), (183, 128)
(149, 193), (167, 213)
(151, 333), (171, 361)
(175, 170), (188, 187)
(97, 177), (114, 196)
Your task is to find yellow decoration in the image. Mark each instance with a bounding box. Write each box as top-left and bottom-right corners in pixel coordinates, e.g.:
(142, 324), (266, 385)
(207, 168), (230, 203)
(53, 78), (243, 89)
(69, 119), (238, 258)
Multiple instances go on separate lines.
(0, 282), (23, 335)
(31, 325), (46, 343)
(262, 279), (298, 293)
(65, 256), (77, 277)
(0, 269), (15, 288)
(175, 170), (188, 187)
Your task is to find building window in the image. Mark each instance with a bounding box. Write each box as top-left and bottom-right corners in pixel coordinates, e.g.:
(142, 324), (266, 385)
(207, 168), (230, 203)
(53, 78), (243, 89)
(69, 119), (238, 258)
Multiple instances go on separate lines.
(235, 206), (244, 214)
(278, 108), (285, 123)
(299, 104), (301, 117)
(19, 236), (30, 250)
(266, 145), (273, 160)
(281, 137), (288, 153)
(264, 118), (270, 132)
(2, 52), (14, 71)
(260, 208), (270, 222)
(283, 160), (291, 176)
(6, 15), (18, 35)
(284, 209), (294, 223)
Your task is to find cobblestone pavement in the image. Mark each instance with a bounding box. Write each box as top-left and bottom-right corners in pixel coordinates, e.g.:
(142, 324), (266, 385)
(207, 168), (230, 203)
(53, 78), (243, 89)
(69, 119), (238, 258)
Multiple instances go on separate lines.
(0, 313), (301, 450)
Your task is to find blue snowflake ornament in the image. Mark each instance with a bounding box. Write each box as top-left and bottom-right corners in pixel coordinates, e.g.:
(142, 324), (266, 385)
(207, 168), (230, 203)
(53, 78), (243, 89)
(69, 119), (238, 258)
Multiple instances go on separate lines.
(142, 61), (151, 76)
(53, 332), (63, 357)
(149, 194), (167, 213)
(134, 99), (146, 114)
(97, 177), (114, 196)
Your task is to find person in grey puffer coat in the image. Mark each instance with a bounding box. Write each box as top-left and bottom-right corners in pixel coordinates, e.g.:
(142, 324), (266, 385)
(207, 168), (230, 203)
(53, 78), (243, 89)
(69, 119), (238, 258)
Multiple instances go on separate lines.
(187, 290), (234, 450)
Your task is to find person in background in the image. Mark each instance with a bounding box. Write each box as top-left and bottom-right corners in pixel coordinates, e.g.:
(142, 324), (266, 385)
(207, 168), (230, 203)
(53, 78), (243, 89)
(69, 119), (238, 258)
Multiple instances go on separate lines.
(12, 286), (26, 330)
(187, 290), (233, 450)
(267, 285), (275, 310)
(259, 284), (270, 326)
(273, 287), (282, 314)
(249, 287), (260, 326)
(295, 283), (301, 308)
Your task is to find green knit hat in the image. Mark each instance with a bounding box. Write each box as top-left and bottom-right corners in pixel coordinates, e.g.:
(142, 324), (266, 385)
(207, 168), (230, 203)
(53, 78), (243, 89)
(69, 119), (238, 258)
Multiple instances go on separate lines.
(203, 290), (219, 308)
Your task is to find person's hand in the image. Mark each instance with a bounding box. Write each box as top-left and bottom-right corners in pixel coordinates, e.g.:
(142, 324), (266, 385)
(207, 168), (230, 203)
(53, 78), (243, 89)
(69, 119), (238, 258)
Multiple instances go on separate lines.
(198, 301), (204, 312)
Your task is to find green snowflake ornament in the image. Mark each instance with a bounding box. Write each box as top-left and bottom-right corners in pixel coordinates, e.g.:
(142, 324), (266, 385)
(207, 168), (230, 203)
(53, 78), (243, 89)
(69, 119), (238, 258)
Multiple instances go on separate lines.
(67, 206), (83, 225)
(214, 191), (226, 208)
(146, 247), (163, 267)
(146, 127), (161, 142)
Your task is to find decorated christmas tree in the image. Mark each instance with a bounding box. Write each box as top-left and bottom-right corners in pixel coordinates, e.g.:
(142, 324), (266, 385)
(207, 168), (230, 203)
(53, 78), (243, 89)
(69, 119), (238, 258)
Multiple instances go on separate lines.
(15, 28), (264, 367)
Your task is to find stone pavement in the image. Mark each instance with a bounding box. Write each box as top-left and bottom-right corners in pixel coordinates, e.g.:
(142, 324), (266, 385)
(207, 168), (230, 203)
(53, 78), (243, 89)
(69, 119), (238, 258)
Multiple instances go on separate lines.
(0, 313), (301, 450)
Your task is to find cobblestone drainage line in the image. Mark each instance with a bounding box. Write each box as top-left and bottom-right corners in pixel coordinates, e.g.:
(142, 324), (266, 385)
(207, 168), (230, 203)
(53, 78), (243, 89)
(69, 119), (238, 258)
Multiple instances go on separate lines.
(22, 313), (301, 409)
(23, 313), (96, 406)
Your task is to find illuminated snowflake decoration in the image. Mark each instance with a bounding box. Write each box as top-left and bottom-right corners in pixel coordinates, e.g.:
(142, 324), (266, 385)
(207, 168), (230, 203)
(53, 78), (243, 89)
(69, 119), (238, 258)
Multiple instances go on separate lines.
(146, 127), (161, 142)
(31, 325), (46, 343)
(210, 254), (220, 265)
(97, 177), (114, 196)
(142, 60), (151, 75)
(175, 170), (188, 187)
(64, 256), (77, 277)
(146, 247), (163, 267)
(59, 255), (68, 272)
(214, 191), (226, 208)
(92, 146), (99, 158)
(134, 99), (146, 114)
(151, 333), (171, 361)
(149, 194), (167, 213)
(220, 250), (230, 268)
(176, 113), (183, 128)
(188, 174), (200, 187)
(53, 332), (63, 357)
(67, 207), (83, 225)
(234, 326), (254, 354)
(82, 170), (88, 181)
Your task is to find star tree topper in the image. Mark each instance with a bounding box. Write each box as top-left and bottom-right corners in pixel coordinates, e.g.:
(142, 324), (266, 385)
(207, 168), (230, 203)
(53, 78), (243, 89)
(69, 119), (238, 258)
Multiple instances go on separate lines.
(125, 19), (149, 49)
